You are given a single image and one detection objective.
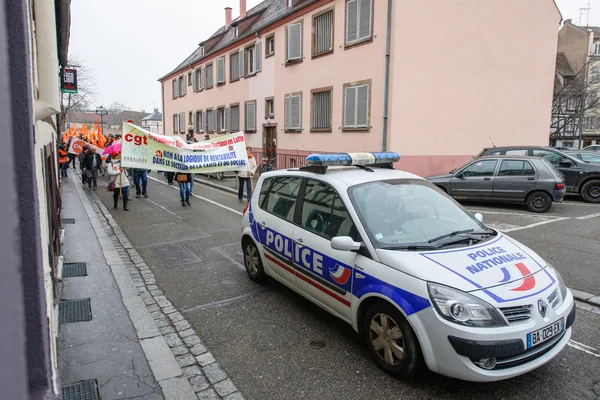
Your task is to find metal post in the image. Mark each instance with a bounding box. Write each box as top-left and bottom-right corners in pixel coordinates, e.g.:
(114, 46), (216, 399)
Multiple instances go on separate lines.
(95, 105), (108, 140)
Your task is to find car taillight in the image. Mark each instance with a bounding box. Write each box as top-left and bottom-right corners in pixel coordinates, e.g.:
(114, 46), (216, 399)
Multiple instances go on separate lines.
(242, 202), (249, 215)
(555, 183), (565, 190)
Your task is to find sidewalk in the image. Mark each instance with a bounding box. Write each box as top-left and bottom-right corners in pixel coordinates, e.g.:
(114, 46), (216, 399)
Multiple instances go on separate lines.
(58, 174), (244, 400)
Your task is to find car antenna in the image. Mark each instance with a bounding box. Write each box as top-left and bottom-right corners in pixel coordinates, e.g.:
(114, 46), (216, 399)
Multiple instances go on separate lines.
(488, 135), (496, 148)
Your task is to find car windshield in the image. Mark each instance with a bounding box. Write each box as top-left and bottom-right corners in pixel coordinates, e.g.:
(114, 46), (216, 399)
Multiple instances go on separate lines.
(348, 179), (490, 249)
(579, 153), (600, 163)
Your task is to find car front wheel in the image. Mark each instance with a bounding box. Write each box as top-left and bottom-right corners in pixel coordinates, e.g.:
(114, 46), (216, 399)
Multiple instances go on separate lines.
(242, 238), (267, 283)
(581, 180), (600, 203)
(363, 302), (423, 378)
(526, 191), (552, 213)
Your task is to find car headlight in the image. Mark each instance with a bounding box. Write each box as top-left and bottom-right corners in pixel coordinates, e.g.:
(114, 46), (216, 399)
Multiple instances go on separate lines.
(427, 283), (507, 327)
(545, 263), (568, 303)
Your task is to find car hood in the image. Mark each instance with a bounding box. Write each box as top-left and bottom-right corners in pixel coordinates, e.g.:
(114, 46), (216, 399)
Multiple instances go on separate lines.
(425, 173), (453, 182)
(375, 233), (556, 303)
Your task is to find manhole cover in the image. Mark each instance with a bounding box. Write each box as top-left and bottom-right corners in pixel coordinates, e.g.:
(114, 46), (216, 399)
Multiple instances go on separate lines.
(63, 262), (87, 278)
(310, 340), (326, 349)
(62, 218), (76, 225)
(62, 379), (99, 400)
(151, 244), (200, 267)
(59, 299), (92, 324)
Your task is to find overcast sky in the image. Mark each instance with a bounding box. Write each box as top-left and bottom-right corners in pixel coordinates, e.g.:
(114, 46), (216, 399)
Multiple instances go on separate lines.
(69, 0), (597, 113)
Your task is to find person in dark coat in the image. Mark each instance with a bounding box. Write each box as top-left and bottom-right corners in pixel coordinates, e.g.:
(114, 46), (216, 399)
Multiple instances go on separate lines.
(78, 146), (89, 185)
(83, 147), (102, 190)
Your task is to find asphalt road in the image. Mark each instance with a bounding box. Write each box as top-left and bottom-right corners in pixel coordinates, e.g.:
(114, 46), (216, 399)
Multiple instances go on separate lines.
(94, 174), (600, 400)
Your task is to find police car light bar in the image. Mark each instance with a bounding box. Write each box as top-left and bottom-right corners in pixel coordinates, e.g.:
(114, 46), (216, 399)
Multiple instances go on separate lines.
(305, 152), (400, 167)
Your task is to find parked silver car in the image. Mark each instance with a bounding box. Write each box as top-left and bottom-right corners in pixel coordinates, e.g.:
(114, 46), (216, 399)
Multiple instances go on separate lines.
(426, 156), (566, 213)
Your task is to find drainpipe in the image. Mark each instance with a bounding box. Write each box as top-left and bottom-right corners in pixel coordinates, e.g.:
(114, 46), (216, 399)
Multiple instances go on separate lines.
(382, 0), (393, 151)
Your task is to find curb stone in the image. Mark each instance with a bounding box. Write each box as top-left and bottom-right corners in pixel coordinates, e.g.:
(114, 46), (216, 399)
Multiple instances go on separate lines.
(572, 289), (600, 308)
(77, 178), (244, 400)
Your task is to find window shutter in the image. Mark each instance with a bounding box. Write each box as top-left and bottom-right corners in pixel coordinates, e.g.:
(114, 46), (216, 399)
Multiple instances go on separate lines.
(206, 65), (213, 88)
(346, 0), (358, 44)
(285, 96), (291, 129)
(217, 57), (225, 84)
(200, 66), (205, 89)
(356, 84), (369, 127)
(290, 95), (301, 130)
(182, 76), (187, 96)
(193, 111), (197, 132)
(179, 113), (185, 133)
(225, 106), (230, 131)
(245, 103), (256, 131)
(358, 0), (372, 40)
(255, 42), (262, 72)
(286, 23), (302, 62)
(173, 115), (178, 133)
(239, 49), (245, 77)
(173, 80), (179, 98)
(201, 111), (206, 132)
(231, 53), (239, 80)
(231, 106), (239, 131)
(344, 87), (357, 128)
(315, 11), (333, 54)
(192, 71), (198, 91)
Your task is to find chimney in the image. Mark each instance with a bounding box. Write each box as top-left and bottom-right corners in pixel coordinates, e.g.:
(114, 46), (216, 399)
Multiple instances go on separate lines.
(240, 0), (246, 19)
(225, 7), (232, 28)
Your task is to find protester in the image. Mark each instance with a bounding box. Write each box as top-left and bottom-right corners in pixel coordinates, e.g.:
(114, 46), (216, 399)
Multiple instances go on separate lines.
(175, 172), (192, 207)
(58, 145), (69, 178)
(78, 146), (89, 185)
(83, 146), (102, 190)
(67, 140), (76, 168)
(108, 152), (130, 211)
(133, 168), (148, 198)
(166, 171), (175, 185)
(237, 147), (257, 203)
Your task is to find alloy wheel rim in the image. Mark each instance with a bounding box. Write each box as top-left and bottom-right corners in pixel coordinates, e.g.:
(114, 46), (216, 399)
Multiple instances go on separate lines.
(245, 245), (259, 275)
(370, 313), (405, 366)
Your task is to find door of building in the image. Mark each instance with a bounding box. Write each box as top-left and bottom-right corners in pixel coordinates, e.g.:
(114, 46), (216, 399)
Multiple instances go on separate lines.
(263, 125), (277, 167)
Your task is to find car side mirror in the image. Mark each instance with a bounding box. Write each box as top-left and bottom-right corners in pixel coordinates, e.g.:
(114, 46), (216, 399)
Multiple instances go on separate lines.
(559, 160), (573, 167)
(331, 236), (362, 252)
(474, 212), (483, 223)
(455, 172), (464, 178)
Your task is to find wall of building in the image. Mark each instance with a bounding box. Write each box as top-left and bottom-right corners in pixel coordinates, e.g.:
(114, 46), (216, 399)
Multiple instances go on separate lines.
(557, 22), (591, 72)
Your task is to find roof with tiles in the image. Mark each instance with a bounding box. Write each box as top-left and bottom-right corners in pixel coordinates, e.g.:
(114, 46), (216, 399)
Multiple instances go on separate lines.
(160, 0), (315, 81)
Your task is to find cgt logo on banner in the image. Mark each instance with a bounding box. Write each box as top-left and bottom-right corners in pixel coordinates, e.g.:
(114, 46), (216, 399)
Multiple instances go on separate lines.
(120, 122), (250, 173)
(67, 138), (108, 159)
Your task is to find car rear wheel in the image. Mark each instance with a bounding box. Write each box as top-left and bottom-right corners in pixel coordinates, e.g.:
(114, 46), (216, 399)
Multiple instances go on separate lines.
(581, 180), (600, 203)
(243, 238), (267, 283)
(526, 191), (552, 213)
(362, 302), (423, 378)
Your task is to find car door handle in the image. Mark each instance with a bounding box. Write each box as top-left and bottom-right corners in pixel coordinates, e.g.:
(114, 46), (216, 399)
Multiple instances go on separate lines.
(258, 221), (267, 228)
(484, 177), (491, 181)
(294, 238), (304, 245)
(527, 177), (535, 180)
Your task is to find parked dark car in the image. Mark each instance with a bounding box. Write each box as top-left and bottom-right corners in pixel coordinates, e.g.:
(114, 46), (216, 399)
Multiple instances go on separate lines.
(564, 151), (600, 163)
(583, 145), (600, 152)
(426, 156), (566, 212)
(554, 146), (578, 151)
(477, 146), (600, 203)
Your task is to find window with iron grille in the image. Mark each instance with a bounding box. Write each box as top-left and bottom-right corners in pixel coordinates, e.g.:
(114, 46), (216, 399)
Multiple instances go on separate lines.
(206, 63), (213, 89)
(245, 101), (256, 132)
(343, 82), (370, 130)
(230, 52), (240, 81)
(346, 0), (373, 46)
(312, 89), (332, 130)
(217, 57), (225, 84)
(286, 22), (303, 63)
(313, 10), (334, 56)
(285, 93), (302, 131)
(230, 105), (240, 131)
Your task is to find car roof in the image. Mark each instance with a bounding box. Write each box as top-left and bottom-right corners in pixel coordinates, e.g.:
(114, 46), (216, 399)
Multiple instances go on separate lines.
(483, 145), (555, 151)
(565, 150), (599, 154)
(477, 155), (541, 160)
(261, 166), (423, 187)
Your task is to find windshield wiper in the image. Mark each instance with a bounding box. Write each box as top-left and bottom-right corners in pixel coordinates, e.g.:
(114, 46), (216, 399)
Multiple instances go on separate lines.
(428, 229), (494, 244)
(380, 244), (440, 251)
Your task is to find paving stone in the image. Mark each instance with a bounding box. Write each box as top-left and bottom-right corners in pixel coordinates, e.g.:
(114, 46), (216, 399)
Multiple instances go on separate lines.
(168, 311), (184, 323)
(176, 354), (197, 368)
(214, 379), (237, 397)
(202, 363), (227, 384)
(136, 286), (147, 294)
(147, 284), (159, 291)
(190, 343), (208, 356)
(150, 311), (164, 320)
(159, 376), (197, 400)
(182, 365), (203, 379)
(162, 306), (177, 314)
(179, 328), (195, 338)
(154, 317), (170, 328)
(139, 336), (182, 381)
(140, 292), (152, 301)
(196, 388), (220, 400)
(157, 299), (172, 308)
(160, 326), (176, 335)
(223, 393), (244, 400)
(196, 352), (216, 367)
(184, 335), (202, 347)
(189, 374), (210, 392)
(143, 297), (156, 306)
(150, 289), (163, 297)
(164, 333), (184, 347)
(170, 345), (189, 356)
(146, 304), (160, 313)
(174, 320), (191, 331)
(144, 278), (157, 284)
(132, 279), (145, 287)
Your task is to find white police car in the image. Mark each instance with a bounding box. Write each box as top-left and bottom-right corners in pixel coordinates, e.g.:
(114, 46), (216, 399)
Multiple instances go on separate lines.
(240, 152), (575, 382)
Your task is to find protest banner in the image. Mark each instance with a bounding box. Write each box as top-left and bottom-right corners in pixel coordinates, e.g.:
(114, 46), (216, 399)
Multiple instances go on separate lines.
(67, 138), (108, 159)
(120, 122), (249, 173)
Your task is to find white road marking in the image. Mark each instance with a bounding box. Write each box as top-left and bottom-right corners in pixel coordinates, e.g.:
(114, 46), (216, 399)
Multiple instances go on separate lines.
(501, 217), (571, 232)
(561, 201), (600, 208)
(567, 340), (600, 358)
(467, 209), (540, 217)
(146, 198), (183, 220)
(576, 212), (600, 220)
(148, 176), (243, 216)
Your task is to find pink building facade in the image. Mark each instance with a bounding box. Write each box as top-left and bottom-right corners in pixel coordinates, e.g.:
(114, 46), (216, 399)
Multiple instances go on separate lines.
(160, 0), (561, 177)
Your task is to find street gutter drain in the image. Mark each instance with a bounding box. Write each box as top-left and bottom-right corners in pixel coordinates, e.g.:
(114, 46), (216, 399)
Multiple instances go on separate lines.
(59, 299), (92, 324)
(62, 218), (76, 224)
(62, 262), (87, 278)
(62, 379), (99, 400)
(310, 340), (326, 349)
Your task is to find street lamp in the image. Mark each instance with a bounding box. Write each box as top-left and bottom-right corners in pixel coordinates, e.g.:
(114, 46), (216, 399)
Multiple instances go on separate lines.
(95, 105), (108, 138)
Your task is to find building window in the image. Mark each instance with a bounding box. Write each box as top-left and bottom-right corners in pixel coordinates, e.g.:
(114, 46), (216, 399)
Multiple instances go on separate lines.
(245, 43), (262, 75)
(286, 22), (303, 63)
(285, 92), (302, 131)
(593, 43), (600, 56)
(217, 107), (227, 132)
(199, 45), (205, 56)
(179, 76), (186, 97)
(230, 105), (240, 131)
(245, 101), (257, 132)
(343, 81), (370, 130)
(313, 9), (334, 57)
(230, 51), (241, 81)
(567, 97), (578, 110)
(195, 110), (204, 132)
(216, 57), (226, 85)
(179, 113), (185, 133)
(266, 34), (275, 57)
(172, 79), (179, 98)
(206, 63), (214, 89)
(193, 68), (203, 91)
(207, 109), (216, 132)
(189, 111), (193, 126)
(265, 97), (274, 118)
(311, 88), (332, 131)
(188, 72), (192, 85)
(173, 114), (179, 133)
(345, 0), (373, 46)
